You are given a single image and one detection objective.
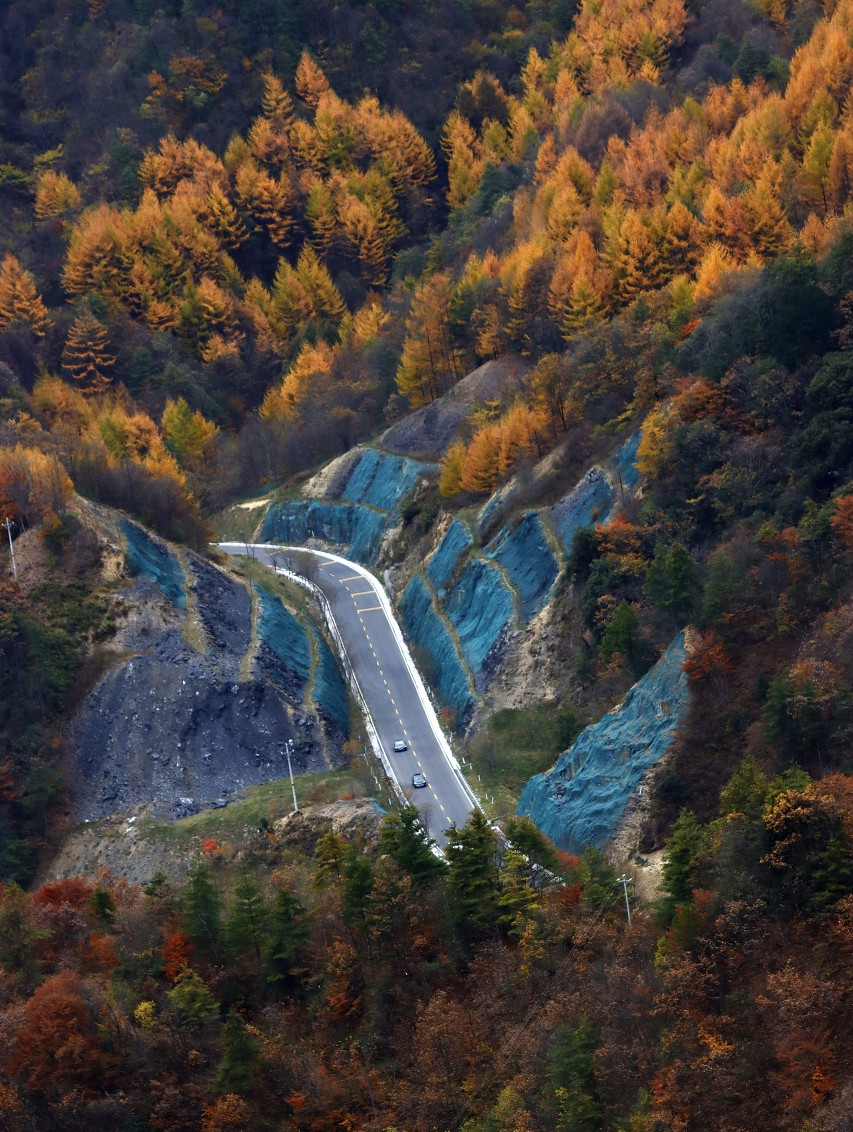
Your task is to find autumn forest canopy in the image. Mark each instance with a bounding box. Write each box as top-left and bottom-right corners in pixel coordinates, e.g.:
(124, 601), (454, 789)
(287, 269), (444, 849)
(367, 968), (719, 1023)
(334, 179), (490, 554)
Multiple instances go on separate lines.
(3, 0), (853, 503)
(4, 0), (853, 1127)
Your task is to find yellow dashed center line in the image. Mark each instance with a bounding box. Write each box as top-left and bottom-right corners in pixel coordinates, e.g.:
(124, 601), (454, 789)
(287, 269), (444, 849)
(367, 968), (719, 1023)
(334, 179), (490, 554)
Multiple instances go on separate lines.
(300, 561), (470, 825)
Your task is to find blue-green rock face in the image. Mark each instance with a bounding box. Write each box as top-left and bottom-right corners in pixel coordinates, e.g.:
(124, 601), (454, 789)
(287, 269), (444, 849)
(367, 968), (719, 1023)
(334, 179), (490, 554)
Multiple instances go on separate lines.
(427, 520), (473, 596)
(486, 512), (559, 621)
(401, 573), (474, 722)
(310, 625), (350, 734)
(428, 522), (515, 679)
(120, 520), (186, 608)
(547, 433), (642, 552)
(518, 632), (689, 854)
(610, 432), (642, 493)
(444, 559), (514, 675)
(547, 472), (615, 552)
(256, 586), (350, 736)
(255, 586), (311, 683)
(261, 449), (430, 564)
(261, 500), (387, 564)
(340, 448), (424, 509)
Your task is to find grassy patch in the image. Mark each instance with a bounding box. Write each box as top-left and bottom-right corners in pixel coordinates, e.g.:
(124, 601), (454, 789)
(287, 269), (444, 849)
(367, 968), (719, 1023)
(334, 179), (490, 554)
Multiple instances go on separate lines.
(210, 482), (307, 543)
(224, 555), (315, 622)
(209, 501), (272, 543)
(176, 551), (209, 655)
(135, 768), (368, 851)
(239, 582), (259, 683)
(465, 703), (581, 821)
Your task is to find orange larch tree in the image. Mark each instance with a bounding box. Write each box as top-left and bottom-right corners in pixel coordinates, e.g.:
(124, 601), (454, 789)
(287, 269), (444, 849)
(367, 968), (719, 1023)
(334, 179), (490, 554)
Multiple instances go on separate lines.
(34, 170), (81, 222)
(395, 274), (463, 407)
(0, 255), (51, 336)
(295, 52), (331, 109)
(62, 312), (116, 395)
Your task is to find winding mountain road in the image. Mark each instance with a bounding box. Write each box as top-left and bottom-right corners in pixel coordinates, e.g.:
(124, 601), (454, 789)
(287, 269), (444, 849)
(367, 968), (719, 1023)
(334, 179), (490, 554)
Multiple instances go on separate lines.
(219, 543), (478, 846)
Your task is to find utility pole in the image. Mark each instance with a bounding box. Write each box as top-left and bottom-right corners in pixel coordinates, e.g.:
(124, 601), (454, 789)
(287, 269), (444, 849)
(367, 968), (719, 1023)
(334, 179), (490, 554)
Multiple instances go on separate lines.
(284, 739), (299, 813)
(4, 517), (17, 581)
(617, 874), (633, 925)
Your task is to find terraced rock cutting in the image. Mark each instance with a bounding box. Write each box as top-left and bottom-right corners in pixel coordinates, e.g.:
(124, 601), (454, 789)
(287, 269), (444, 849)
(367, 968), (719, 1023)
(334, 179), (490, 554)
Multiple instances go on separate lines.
(261, 447), (433, 564)
(68, 523), (350, 823)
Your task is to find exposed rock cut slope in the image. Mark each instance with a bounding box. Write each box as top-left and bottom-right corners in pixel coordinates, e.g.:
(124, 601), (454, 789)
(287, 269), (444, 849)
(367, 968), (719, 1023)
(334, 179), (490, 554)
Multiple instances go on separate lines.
(68, 520), (350, 823)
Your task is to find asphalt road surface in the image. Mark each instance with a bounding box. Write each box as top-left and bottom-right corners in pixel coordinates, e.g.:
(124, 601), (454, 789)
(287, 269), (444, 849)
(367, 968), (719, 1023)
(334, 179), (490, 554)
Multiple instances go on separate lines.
(219, 542), (478, 846)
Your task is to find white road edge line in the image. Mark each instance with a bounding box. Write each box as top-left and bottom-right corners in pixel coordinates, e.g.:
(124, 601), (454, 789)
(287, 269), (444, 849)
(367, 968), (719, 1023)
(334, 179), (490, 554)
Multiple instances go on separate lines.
(218, 542), (482, 818)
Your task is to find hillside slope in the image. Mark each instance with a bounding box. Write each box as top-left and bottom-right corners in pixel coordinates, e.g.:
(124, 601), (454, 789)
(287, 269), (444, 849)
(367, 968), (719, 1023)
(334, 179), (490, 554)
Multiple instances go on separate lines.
(4, 0), (853, 1128)
(1, 495), (354, 882)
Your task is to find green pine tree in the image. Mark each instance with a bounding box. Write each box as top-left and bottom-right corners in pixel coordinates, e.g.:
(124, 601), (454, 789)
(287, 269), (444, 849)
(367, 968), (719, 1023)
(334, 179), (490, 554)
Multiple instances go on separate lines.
(224, 874), (269, 984)
(599, 600), (643, 677)
(700, 552), (745, 630)
(365, 855), (413, 966)
(504, 815), (560, 871)
(212, 1012), (263, 1095)
(573, 846), (618, 915)
(181, 858), (222, 962)
(88, 885), (116, 926)
(496, 849), (539, 938)
(657, 809), (704, 924)
(718, 756), (768, 822)
(646, 541), (698, 630)
(544, 1019), (602, 1132)
(0, 883), (47, 985)
(341, 845), (374, 936)
(378, 806), (446, 886)
(809, 833), (853, 915)
(566, 526), (599, 584)
(167, 969), (219, 1031)
(313, 831), (348, 889)
(264, 888), (309, 998)
(445, 809), (500, 943)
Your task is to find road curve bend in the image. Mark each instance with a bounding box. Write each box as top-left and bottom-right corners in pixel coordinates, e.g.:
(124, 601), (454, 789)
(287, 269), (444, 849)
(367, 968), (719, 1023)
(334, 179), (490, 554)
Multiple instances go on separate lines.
(218, 542), (479, 846)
